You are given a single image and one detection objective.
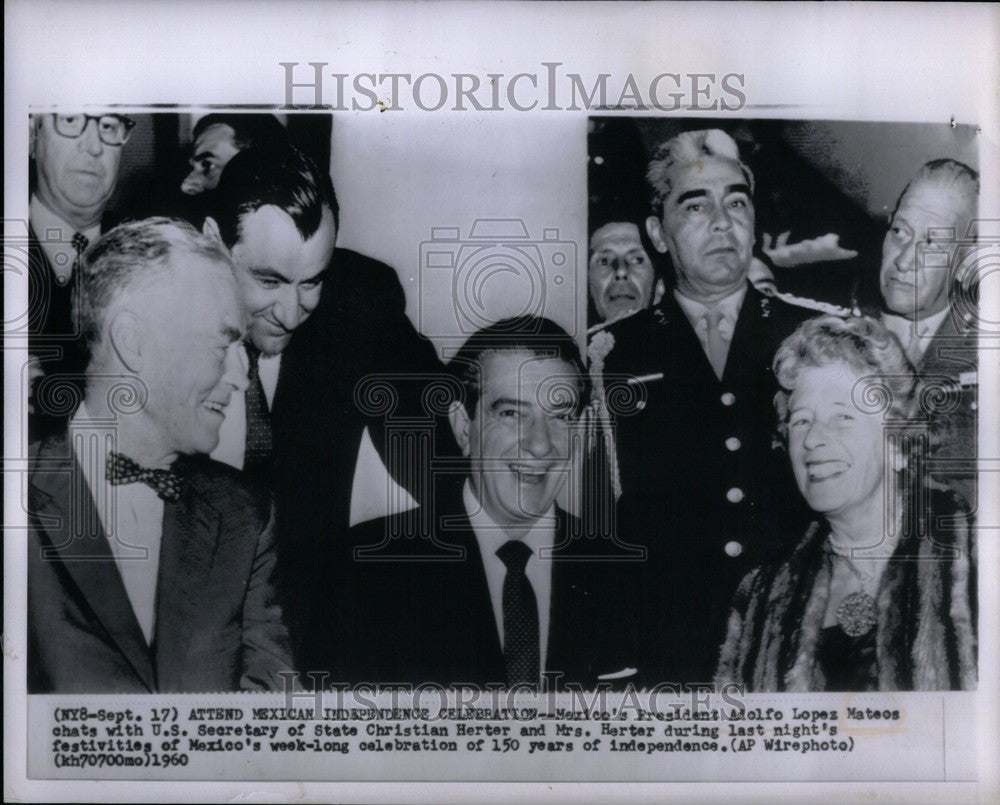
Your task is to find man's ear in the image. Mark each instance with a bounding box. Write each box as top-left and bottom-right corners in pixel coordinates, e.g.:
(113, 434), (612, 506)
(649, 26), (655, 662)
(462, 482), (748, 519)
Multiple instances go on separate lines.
(202, 216), (227, 251)
(448, 399), (472, 457)
(108, 309), (144, 373)
(646, 215), (668, 253)
(652, 277), (666, 307)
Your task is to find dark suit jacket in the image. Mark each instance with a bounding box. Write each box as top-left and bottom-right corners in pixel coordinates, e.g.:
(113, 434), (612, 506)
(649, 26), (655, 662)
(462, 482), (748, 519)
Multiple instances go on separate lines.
(27, 433), (294, 693)
(599, 283), (812, 684)
(268, 247), (455, 678)
(27, 223), (88, 443)
(907, 307), (978, 511)
(328, 480), (639, 688)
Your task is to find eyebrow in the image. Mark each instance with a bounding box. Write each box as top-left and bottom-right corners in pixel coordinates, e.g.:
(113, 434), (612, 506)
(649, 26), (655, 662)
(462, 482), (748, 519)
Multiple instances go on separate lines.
(491, 398), (528, 412)
(249, 265), (329, 284)
(674, 183), (752, 206)
(192, 149), (220, 163)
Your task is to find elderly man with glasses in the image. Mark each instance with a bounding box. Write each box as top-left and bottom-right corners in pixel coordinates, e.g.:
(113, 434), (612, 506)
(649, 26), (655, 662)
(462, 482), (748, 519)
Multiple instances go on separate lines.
(27, 111), (135, 439)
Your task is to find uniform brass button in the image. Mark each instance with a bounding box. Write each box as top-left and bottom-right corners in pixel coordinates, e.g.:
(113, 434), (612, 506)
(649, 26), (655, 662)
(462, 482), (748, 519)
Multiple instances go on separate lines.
(724, 541), (743, 557)
(726, 487), (744, 503)
(721, 392), (736, 406)
(725, 437), (741, 451)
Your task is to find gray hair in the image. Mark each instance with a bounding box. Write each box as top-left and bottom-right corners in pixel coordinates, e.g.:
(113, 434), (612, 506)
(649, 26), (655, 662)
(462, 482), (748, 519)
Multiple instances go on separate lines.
(647, 129), (755, 218)
(773, 315), (917, 440)
(76, 216), (234, 355)
(894, 158), (979, 234)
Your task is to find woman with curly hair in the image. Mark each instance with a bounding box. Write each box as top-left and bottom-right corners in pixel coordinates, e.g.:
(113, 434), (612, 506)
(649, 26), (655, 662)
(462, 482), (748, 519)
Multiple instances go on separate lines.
(715, 315), (976, 691)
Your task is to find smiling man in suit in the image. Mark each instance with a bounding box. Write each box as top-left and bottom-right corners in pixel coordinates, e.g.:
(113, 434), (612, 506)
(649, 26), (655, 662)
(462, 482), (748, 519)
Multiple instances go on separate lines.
(28, 218), (293, 693)
(203, 143), (449, 681)
(332, 317), (636, 689)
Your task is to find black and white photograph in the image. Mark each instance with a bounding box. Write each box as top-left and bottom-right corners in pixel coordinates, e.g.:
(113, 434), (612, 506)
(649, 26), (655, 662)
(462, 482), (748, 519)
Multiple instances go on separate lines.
(5, 1), (998, 802)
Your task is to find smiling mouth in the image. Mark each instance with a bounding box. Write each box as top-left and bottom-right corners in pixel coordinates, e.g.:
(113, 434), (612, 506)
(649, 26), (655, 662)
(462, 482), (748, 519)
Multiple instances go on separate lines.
(202, 399), (229, 416)
(807, 460), (849, 481)
(509, 463), (549, 485)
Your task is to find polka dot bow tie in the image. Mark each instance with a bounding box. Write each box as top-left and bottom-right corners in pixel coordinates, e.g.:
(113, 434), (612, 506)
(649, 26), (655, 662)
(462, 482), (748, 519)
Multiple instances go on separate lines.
(106, 451), (183, 503)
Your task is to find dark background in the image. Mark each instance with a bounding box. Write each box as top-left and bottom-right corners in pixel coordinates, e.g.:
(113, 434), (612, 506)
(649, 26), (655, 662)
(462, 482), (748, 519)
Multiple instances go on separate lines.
(588, 117), (979, 322)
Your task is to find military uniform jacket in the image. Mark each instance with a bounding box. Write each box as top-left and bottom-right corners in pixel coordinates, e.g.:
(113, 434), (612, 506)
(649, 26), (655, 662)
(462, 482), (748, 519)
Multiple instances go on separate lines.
(599, 282), (812, 683)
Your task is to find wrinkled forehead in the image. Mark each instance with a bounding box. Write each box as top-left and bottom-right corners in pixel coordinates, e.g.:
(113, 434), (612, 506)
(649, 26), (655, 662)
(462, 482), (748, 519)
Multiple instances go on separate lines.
(896, 180), (976, 228)
(663, 156), (752, 205)
(590, 221), (644, 252)
(788, 362), (862, 404)
(479, 351), (579, 400)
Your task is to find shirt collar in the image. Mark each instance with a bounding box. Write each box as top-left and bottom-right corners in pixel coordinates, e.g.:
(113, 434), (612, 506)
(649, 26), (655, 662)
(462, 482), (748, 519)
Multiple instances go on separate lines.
(31, 194), (101, 243)
(884, 307), (950, 340)
(674, 283), (747, 327)
(463, 479), (556, 561)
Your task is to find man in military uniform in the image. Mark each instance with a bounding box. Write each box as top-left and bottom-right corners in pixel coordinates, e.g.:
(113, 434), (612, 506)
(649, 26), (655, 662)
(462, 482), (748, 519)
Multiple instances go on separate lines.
(595, 129), (813, 684)
(878, 159), (979, 511)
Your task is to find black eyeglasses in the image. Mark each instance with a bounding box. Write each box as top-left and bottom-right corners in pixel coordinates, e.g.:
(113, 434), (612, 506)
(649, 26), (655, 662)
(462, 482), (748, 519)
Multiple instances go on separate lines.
(51, 114), (135, 147)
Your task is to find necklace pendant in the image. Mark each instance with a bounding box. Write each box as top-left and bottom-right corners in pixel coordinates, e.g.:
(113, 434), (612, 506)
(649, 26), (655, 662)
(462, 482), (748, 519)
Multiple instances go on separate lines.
(836, 591), (877, 637)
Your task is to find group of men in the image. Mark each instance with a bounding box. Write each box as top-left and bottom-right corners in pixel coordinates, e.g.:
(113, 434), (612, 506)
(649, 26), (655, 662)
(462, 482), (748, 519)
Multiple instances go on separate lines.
(24, 113), (979, 693)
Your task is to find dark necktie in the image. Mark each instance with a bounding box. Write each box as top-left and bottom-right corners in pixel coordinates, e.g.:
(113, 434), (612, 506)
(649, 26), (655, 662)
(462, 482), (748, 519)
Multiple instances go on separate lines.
(496, 539), (540, 687)
(106, 451), (183, 503)
(244, 343), (273, 475)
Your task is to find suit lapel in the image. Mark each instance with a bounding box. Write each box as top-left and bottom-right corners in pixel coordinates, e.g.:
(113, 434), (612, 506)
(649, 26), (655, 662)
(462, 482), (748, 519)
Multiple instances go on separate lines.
(31, 435), (155, 690)
(153, 472), (221, 690)
(919, 310), (976, 378)
(723, 284), (767, 386)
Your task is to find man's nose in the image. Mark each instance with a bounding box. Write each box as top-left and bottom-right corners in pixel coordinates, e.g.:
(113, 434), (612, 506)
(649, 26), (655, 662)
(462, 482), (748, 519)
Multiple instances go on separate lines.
(224, 346), (250, 392)
(710, 204), (734, 232)
(520, 416), (555, 458)
(612, 257), (629, 279)
(76, 118), (105, 157)
(894, 236), (917, 274)
(271, 286), (307, 332)
(181, 168), (207, 195)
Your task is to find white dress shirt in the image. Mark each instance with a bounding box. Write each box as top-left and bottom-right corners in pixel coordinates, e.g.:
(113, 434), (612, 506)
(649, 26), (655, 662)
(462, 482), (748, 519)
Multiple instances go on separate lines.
(71, 404), (164, 645)
(463, 480), (555, 671)
(211, 343), (417, 525)
(674, 284), (747, 367)
(883, 308), (950, 365)
(30, 195), (101, 283)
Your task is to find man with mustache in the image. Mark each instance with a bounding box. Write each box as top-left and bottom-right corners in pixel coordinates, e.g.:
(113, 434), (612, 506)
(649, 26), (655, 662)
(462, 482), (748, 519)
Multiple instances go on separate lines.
(878, 159), (979, 508)
(27, 112), (134, 439)
(28, 218), (293, 692)
(596, 129), (812, 684)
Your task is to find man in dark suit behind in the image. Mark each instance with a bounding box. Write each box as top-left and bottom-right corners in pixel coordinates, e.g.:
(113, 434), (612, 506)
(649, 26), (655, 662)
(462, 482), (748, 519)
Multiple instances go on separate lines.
(877, 159), (979, 510)
(596, 129), (814, 685)
(28, 218), (293, 693)
(203, 144), (450, 681)
(333, 317), (638, 689)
